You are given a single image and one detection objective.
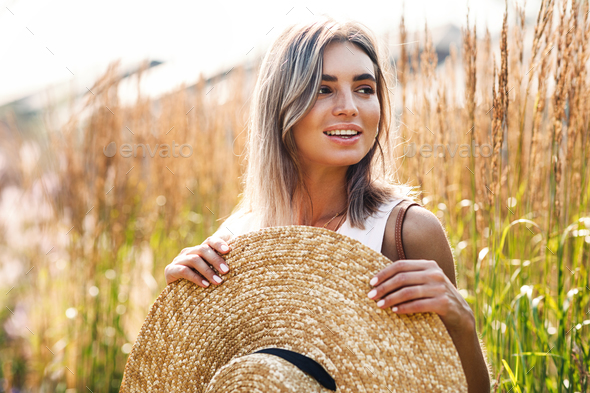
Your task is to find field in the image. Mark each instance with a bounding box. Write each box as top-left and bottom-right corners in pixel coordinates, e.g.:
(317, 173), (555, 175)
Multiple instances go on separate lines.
(0, 0), (588, 391)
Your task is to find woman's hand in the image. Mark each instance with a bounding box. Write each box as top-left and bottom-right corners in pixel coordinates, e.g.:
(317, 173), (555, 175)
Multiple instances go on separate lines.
(367, 259), (475, 334)
(376, 207), (491, 391)
(164, 235), (232, 287)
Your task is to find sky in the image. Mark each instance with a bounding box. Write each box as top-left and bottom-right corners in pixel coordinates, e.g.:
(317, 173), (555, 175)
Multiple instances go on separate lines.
(0, 0), (541, 107)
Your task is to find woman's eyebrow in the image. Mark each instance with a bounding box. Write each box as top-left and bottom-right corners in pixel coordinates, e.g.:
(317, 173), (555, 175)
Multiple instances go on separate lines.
(321, 73), (376, 83)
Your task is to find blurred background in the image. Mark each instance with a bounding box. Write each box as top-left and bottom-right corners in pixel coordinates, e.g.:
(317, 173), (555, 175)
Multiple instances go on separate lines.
(1, 0), (589, 391)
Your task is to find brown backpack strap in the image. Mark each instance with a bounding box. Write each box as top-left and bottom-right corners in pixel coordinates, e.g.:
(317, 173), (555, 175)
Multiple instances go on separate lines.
(395, 200), (422, 260)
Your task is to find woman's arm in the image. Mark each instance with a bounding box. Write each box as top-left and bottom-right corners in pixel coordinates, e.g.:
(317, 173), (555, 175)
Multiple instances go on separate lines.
(372, 205), (491, 393)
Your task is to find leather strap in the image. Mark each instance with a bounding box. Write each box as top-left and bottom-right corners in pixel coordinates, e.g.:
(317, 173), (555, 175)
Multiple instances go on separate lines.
(394, 200), (422, 260)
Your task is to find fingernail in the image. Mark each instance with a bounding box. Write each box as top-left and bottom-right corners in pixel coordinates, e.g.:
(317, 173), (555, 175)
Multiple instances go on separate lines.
(367, 289), (377, 299)
(370, 277), (378, 286)
(201, 279), (210, 287)
(220, 263), (229, 273)
(377, 300), (384, 307)
(391, 307), (398, 312)
(213, 275), (223, 284)
(221, 245), (229, 252)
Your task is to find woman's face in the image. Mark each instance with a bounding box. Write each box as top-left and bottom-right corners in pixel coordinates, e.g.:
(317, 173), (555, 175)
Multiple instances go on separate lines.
(291, 40), (380, 173)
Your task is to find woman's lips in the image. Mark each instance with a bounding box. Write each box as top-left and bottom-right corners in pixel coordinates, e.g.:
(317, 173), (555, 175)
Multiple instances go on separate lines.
(323, 132), (362, 145)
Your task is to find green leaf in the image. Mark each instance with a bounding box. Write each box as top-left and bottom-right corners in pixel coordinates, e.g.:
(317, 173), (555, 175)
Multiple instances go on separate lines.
(502, 359), (523, 393)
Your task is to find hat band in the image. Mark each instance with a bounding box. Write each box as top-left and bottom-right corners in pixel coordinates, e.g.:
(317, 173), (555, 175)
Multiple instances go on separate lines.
(253, 348), (336, 391)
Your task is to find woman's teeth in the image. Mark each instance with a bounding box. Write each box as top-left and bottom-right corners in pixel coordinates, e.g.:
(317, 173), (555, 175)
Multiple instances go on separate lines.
(324, 130), (360, 138)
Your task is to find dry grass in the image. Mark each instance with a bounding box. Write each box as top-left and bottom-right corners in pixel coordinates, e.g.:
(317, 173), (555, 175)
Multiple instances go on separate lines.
(0, 0), (589, 391)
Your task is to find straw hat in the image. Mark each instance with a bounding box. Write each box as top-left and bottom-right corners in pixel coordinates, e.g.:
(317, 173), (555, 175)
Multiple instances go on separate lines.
(120, 225), (468, 392)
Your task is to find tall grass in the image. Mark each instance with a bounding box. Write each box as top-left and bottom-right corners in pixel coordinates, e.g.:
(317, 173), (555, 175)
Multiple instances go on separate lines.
(0, 0), (589, 391)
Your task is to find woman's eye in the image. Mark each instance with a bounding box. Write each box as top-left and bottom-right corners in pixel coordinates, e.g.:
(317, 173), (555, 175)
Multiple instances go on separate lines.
(318, 86), (375, 95)
(358, 87), (375, 94)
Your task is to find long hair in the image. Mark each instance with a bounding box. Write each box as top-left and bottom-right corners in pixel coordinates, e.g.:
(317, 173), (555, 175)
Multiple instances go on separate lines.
(226, 14), (420, 231)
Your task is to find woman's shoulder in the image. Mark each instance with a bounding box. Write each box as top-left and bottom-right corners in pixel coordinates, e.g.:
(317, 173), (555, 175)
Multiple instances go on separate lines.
(381, 201), (457, 284)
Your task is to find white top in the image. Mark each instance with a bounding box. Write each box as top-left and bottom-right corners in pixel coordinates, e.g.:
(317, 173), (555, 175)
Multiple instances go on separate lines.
(336, 198), (403, 254)
(216, 198), (403, 254)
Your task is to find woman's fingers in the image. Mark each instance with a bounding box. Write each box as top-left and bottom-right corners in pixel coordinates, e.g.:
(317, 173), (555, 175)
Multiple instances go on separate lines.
(374, 282), (446, 309)
(180, 236), (231, 258)
(389, 297), (446, 314)
(165, 236), (233, 287)
(366, 260), (471, 328)
(165, 264), (210, 288)
(369, 259), (437, 287)
(173, 254), (225, 285)
(205, 236), (232, 255)
(181, 240), (231, 276)
(367, 271), (427, 300)
(368, 269), (448, 300)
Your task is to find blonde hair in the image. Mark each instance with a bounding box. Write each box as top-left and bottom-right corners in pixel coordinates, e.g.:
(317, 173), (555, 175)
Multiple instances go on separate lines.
(226, 14), (420, 232)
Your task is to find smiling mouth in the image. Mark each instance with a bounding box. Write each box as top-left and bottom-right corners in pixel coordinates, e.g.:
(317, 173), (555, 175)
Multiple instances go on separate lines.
(323, 131), (362, 139)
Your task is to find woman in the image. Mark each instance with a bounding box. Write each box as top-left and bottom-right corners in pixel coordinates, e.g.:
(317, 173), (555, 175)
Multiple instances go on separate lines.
(165, 15), (491, 392)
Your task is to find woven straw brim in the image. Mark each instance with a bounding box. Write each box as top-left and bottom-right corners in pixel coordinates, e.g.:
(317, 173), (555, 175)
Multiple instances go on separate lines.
(205, 353), (327, 392)
(120, 225), (468, 392)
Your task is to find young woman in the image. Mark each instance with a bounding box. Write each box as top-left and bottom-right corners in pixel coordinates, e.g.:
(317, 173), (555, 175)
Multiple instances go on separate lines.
(165, 15), (491, 392)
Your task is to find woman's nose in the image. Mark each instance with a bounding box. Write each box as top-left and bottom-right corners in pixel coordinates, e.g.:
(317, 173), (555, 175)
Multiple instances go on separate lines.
(332, 90), (358, 117)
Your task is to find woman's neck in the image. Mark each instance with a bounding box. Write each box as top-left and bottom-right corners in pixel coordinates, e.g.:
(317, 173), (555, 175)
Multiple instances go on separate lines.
(294, 175), (348, 227)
